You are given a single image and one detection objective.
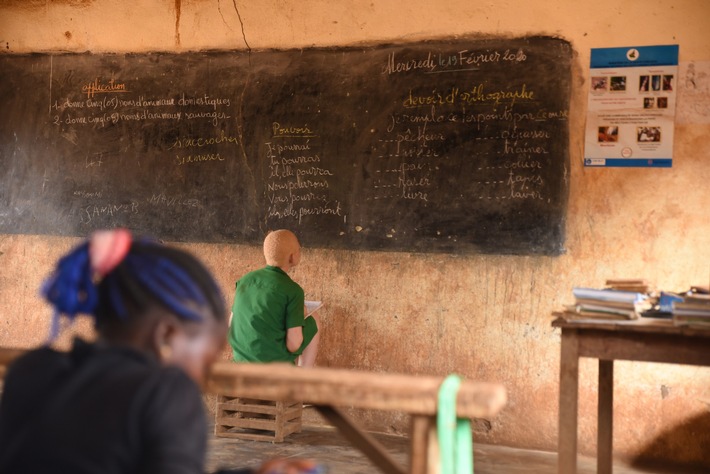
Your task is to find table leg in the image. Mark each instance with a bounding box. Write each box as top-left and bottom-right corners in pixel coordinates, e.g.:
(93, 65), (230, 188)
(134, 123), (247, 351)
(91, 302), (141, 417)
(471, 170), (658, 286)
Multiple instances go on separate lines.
(598, 359), (613, 474)
(559, 329), (580, 474)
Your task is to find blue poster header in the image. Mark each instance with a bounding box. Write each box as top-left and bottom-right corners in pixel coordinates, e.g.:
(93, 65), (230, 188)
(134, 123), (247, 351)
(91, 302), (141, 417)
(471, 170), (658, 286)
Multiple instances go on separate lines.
(585, 158), (673, 168)
(590, 45), (679, 69)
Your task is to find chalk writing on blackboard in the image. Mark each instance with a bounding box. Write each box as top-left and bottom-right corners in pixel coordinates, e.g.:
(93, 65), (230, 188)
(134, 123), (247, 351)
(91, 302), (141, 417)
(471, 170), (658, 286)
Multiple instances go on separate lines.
(0, 37), (572, 254)
(264, 122), (344, 227)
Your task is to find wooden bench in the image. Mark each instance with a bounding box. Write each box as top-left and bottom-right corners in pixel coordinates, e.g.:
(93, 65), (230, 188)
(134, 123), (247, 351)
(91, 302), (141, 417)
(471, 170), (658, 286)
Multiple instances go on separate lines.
(208, 362), (507, 474)
(0, 348), (507, 474)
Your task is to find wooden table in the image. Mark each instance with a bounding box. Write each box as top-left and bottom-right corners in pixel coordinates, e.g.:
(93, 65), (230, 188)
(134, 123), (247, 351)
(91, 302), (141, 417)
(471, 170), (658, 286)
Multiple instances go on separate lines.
(552, 316), (710, 474)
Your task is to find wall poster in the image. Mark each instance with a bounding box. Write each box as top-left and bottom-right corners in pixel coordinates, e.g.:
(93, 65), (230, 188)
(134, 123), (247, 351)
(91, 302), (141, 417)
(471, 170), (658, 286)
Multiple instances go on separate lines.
(584, 44), (679, 167)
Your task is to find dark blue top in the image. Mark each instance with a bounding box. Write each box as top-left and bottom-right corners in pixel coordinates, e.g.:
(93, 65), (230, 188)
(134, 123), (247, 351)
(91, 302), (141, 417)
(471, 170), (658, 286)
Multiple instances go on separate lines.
(0, 339), (249, 474)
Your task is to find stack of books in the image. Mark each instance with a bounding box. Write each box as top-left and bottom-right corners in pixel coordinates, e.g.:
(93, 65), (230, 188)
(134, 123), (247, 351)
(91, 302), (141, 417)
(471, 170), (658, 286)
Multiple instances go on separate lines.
(672, 293), (710, 328)
(562, 286), (651, 320)
(605, 279), (652, 293)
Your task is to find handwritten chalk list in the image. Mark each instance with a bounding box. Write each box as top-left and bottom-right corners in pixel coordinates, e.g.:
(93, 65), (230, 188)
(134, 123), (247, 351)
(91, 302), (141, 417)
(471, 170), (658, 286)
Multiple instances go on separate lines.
(0, 37), (572, 254)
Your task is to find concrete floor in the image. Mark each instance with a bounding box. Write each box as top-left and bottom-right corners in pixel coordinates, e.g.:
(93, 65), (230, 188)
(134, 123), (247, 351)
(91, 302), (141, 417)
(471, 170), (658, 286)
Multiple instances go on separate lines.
(206, 424), (707, 474)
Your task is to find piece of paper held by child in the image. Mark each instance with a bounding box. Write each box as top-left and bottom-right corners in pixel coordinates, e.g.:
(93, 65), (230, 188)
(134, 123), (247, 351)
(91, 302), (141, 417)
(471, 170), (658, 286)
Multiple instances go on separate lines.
(305, 300), (323, 317)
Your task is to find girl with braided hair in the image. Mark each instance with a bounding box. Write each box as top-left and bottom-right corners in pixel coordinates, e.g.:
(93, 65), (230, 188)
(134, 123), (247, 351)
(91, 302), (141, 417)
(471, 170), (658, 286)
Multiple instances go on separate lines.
(0, 229), (319, 474)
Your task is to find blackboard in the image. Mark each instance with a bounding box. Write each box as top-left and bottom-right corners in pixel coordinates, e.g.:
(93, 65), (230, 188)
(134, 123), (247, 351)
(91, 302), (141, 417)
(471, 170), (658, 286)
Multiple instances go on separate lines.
(0, 37), (572, 254)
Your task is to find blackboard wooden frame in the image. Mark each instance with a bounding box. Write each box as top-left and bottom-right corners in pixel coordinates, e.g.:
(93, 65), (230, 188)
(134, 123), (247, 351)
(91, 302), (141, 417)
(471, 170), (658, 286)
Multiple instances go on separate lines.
(0, 37), (572, 254)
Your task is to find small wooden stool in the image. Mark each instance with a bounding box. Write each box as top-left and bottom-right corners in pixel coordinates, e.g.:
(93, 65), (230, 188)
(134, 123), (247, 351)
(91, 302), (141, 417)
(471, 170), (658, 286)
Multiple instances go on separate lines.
(214, 395), (303, 442)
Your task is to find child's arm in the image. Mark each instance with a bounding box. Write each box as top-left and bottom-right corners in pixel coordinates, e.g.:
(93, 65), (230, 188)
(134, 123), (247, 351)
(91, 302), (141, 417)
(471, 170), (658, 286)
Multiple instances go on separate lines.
(286, 326), (304, 353)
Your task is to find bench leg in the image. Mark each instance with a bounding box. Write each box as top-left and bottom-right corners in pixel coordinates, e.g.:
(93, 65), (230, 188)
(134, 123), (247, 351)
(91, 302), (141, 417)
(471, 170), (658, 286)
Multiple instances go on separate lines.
(410, 415), (439, 474)
(315, 405), (406, 474)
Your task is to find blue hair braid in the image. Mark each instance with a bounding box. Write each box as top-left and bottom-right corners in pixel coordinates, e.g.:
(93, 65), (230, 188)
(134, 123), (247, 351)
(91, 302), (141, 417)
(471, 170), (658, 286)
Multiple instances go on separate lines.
(104, 272), (129, 319)
(155, 258), (208, 305)
(40, 242), (99, 340)
(124, 255), (205, 322)
(126, 254), (207, 306)
(41, 235), (225, 341)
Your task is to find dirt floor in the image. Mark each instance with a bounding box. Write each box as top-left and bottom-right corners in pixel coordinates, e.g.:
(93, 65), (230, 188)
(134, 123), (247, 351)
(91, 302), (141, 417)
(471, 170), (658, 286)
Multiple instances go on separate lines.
(206, 423), (707, 474)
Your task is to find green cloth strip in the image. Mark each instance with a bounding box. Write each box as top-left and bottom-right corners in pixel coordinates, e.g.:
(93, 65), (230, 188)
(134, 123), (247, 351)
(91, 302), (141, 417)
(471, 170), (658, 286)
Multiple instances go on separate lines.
(437, 374), (474, 473)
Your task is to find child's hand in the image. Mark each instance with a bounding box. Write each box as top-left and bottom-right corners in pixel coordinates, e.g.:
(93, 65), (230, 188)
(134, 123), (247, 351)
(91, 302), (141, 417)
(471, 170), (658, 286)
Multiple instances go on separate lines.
(256, 458), (325, 474)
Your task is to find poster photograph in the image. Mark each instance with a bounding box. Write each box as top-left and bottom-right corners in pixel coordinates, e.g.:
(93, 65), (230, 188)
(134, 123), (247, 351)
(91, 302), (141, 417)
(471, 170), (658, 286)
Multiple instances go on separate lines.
(584, 44), (679, 167)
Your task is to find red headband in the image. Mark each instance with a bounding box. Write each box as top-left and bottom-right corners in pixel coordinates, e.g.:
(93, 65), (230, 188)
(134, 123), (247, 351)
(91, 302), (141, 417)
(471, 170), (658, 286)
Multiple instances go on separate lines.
(89, 228), (133, 278)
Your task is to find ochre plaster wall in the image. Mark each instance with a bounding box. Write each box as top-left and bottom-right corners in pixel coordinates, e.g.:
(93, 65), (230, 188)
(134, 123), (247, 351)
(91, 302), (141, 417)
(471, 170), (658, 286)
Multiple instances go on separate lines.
(1, 0), (709, 467)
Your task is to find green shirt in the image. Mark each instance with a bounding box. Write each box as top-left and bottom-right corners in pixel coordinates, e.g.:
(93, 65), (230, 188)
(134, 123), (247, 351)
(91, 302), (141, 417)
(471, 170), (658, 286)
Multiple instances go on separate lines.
(229, 266), (306, 363)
